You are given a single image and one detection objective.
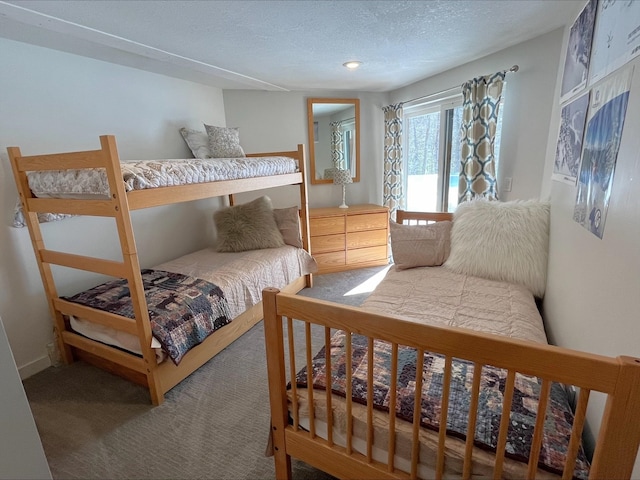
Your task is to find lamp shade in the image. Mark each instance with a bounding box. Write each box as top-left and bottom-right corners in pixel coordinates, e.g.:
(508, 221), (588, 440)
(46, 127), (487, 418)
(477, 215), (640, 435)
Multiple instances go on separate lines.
(333, 168), (353, 186)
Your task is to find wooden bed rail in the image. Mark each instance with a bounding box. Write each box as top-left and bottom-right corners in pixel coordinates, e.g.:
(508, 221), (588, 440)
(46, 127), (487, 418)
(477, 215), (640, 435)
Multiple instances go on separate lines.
(262, 288), (640, 480)
(395, 210), (452, 224)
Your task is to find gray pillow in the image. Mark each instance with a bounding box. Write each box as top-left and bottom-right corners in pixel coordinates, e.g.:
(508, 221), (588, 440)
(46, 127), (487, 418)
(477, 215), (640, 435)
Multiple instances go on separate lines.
(204, 124), (246, 158)
(179, 128), (213, 159)
(273, 206), (303, 248)
(390, 220), (452, 270)
(214, 196), (285, 252)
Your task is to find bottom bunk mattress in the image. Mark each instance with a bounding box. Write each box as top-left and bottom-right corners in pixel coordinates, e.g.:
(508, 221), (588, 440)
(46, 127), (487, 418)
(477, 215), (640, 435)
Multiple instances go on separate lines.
(287, 266), (589, 478)
(69, 245), (317, 363)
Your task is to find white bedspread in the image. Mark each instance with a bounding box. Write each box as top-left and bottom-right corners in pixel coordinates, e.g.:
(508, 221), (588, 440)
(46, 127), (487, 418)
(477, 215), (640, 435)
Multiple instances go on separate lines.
(26, 156), (299, 198)
(361, 265), (547, 344)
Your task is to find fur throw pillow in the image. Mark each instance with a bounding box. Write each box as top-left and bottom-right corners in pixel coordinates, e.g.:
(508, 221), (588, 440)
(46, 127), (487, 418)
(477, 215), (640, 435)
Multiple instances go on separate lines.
(214, 196), (285, 252)
(444, 199), (550, 297)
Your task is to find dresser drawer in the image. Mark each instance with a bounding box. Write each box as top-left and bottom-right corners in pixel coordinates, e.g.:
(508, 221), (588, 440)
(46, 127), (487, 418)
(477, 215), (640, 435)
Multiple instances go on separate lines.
(346, 245), (388, 264)
(311, 234), (345, 254)
(347, 212), (388, 232)
(314, 251), (346, 268)
(310, 216), (345, 236)
(347, 229), (387, 249)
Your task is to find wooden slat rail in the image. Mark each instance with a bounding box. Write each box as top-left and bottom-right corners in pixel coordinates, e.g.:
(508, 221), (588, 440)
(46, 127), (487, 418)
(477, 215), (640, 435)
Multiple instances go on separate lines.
(275, 294), (620, 391)
(396, 210), (453, 224)
(53, 299), (138, 336)
(463, 363), (483, 480)
(26, 198), (117, 217)
(526, 379), (551, 478)
(262, 288), (640, 480)
(13, 150), (108, 171)
(40, 250), (127, 277)
(324, 327), (333, 446)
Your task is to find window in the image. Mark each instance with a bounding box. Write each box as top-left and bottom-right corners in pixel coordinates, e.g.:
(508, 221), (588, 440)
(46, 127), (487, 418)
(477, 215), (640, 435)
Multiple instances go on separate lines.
(403, 92), (503, 212)
(342, 119), (356, 174)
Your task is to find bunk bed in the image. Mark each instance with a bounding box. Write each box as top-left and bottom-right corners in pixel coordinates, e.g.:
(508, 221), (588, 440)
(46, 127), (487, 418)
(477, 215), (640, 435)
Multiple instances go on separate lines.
(8, 135), (314, 405)
(262, 210), (640, 479)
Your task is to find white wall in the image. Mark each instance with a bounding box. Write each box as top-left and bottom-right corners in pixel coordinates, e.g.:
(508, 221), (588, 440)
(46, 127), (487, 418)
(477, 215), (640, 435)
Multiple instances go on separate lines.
(0, 315), (51, 480)
(389, 28), (565, 203)
(540, 10), (640, 475)
(0, 38), (227, 376)
(222, 90), (388, 208)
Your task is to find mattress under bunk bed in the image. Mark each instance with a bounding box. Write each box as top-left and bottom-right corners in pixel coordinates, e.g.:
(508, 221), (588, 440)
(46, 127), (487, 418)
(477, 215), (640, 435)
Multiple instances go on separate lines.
(262, 211), (640, 480)
(8, 135), (313, 405)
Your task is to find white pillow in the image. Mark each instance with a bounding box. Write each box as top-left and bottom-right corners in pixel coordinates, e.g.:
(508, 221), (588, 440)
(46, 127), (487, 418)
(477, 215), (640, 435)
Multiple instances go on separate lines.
(444, 199), (550, 297)
(179, 128), (213, 159)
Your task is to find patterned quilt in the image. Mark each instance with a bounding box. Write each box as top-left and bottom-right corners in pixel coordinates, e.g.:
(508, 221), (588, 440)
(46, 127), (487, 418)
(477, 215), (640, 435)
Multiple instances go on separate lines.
(295, 331), (590, 479)
(64, 269), (231, 365)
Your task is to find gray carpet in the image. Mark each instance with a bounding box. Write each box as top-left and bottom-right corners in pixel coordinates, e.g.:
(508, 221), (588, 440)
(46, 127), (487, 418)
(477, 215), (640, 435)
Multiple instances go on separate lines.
(22, 266), (389, 480)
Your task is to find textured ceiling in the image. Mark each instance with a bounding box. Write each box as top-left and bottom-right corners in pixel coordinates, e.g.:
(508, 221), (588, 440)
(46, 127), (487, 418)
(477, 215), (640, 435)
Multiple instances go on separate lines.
(0, 0), (583, 91)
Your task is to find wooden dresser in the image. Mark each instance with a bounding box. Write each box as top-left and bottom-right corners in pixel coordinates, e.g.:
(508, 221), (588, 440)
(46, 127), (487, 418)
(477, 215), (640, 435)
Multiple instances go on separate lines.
(309, 204), (389, 274)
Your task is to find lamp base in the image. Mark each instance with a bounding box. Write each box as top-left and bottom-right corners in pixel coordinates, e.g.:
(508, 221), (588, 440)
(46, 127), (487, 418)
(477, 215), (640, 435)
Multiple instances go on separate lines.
(337, 184), (349, 209)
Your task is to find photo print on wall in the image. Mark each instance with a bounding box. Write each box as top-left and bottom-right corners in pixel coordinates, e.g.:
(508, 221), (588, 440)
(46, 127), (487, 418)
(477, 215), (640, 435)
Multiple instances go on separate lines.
(560, 0), (597, 103)
(553, 91), (590, 184)
(573, 66), (633, 239)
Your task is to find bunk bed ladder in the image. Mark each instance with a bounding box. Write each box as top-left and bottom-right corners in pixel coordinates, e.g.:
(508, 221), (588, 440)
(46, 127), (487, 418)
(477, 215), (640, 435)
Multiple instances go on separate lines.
(8, 135), (164, 405)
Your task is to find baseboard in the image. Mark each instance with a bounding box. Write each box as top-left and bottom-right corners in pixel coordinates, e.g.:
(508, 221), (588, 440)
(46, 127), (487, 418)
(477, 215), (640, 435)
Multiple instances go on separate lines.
(18, 355), (51, 380)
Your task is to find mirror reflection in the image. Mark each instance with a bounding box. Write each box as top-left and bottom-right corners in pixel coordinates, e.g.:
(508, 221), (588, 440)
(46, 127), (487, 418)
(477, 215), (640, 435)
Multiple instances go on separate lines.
(308, 98), (360, 184)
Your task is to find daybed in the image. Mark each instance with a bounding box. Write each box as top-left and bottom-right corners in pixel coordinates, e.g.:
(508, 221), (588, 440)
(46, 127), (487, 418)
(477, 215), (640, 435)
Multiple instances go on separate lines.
(9, 135), (315, 405)
(262, 208), (640, 479)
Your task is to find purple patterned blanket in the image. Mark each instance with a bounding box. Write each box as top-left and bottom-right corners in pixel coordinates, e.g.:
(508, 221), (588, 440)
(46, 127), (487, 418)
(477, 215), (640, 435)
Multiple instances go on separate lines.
(296, 331), (590, 479)
(64, 269), (231, 365)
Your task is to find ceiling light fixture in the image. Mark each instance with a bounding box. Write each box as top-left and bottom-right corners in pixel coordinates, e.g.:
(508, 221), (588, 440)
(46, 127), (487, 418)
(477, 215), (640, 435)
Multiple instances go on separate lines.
(343, 61), (362, 70)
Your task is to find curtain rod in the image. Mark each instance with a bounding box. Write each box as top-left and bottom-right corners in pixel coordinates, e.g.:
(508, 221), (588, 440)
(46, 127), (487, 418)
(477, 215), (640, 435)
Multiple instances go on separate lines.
(403, 64), (519, 105)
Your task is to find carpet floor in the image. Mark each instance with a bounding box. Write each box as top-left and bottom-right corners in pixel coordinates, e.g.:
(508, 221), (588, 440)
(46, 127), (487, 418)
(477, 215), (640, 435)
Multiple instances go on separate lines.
(22, 266), (389, 480)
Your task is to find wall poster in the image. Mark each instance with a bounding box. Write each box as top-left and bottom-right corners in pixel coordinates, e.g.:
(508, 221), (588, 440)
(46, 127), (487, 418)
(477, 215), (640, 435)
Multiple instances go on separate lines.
(573, 67), (633, 239)
(560, 0), (598, 103)
(553, 91), (590, 184)
(589, 0), (640, 85)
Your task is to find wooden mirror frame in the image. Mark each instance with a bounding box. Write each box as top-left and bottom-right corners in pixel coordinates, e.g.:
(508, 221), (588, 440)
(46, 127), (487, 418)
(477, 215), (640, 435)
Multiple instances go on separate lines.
(307, 97), (360, 185)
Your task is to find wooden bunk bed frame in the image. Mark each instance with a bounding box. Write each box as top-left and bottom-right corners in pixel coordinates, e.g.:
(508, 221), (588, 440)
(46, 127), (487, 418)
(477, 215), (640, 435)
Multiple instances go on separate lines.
(263, 211), (640, 480)
(9, 135), (312, 405)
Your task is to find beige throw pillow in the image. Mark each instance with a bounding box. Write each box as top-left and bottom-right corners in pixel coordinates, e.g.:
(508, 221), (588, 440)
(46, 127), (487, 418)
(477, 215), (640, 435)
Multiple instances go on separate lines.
(179, 128), (213, 159)
(390, 220), (452, 270)
(273, 207), (304, 248)
(214, 196), (285, 252)
(204, 124), (246, 158)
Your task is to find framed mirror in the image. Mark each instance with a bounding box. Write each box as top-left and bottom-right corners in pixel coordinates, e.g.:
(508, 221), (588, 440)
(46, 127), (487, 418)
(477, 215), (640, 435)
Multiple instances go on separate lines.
(307, 97), (360, 184)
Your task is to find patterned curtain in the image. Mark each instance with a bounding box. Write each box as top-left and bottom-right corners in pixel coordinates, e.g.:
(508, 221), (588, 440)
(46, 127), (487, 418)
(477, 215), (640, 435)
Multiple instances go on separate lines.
(459, 71), (505, 203)
(382, 103), (404, 220)
(330, 121), (345, 169)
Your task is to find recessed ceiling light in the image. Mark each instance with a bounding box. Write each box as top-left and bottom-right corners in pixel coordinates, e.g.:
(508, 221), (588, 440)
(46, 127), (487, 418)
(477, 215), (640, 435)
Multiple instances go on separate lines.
(343, 61), (362, 70)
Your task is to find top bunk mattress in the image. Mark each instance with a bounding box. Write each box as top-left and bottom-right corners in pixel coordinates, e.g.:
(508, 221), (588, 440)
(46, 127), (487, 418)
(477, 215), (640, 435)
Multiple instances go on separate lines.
(26, 156), (299, 198)
(360, 265), (548, 344)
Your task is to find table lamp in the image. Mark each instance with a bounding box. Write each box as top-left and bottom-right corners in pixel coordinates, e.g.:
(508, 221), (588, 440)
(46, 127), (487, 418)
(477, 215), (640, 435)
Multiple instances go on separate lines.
(333, 168), (353, 208)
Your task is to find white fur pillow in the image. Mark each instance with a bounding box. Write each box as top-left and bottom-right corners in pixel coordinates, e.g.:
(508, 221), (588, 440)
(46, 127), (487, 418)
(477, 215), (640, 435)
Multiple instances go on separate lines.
(444, 199), (550, 297)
